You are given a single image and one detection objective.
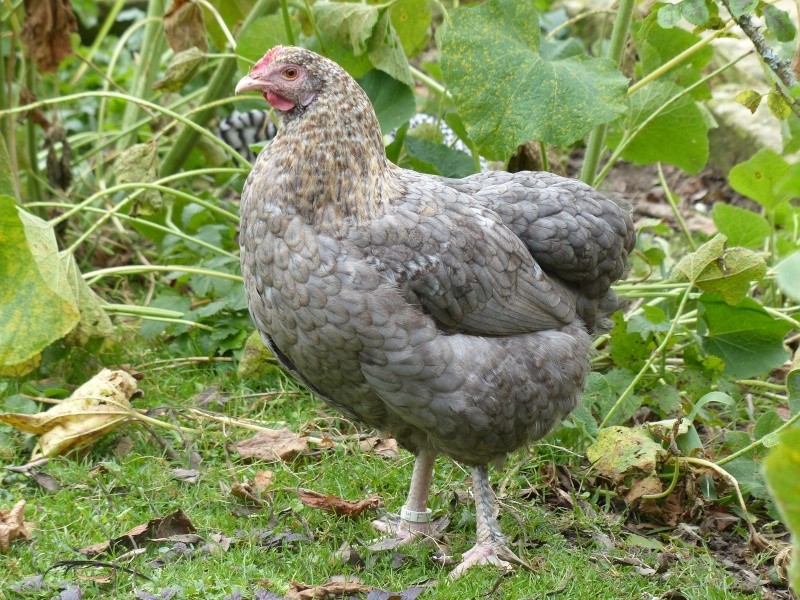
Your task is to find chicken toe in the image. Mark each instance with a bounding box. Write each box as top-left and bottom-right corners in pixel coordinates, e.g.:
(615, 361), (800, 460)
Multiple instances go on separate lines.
(450, 464), (532, 578)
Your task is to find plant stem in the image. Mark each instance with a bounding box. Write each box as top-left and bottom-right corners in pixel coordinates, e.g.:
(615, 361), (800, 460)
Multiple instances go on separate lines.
(118, 0), (167, 150)
(280, 0), (296, 45)
(657, 162), (696, 250)
(23, 57), (42, 203)
(410, 65), (449, 98)
(579, 0), (635, 185)
(717, 409), (800, 467)
(627, 21), (734, 96)
(599, 284), (693, 428)
(84, 265), (243, 285)
(69, 0), (125, 86)
(595, 51), (750, 186)
(160, 0), (278, 177)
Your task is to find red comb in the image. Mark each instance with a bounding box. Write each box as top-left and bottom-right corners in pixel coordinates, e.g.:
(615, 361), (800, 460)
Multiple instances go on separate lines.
(252, 46), (283, 73)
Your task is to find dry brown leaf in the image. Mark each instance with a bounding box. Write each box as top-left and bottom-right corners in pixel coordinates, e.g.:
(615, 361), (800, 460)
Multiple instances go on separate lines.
(79, 509), (195, 556)
(359, 437), (398, 459)
(164, 0), (208, 52)
(288, 577), (370, 599)
(0, 369), (138, 459)
(236, 428), (309, 462)
(231, 480), (262, 507)
(625, 475), (663, 503)
(254, 470), (274, 494)
(20, 0), (77, 72)
(298, 489), (383, 518)
(0, 500), (33, 552)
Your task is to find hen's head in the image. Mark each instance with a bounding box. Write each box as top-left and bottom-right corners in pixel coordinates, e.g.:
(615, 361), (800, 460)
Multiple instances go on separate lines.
(235, 46), (332, 113)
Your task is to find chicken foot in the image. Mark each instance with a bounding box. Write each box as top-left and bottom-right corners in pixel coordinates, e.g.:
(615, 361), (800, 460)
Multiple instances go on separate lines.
(372, 449), (443, 542)
(450, 464), (531, 579)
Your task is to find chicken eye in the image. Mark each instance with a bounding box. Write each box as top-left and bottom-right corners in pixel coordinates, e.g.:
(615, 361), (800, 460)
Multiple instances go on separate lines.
(283, 67), (299, 80)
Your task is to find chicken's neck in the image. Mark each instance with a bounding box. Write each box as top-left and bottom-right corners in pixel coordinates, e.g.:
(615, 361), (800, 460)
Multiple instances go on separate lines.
(260, 87), (403, 229)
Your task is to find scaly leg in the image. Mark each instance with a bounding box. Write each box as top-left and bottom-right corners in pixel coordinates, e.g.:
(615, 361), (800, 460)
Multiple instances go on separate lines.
(450, 464), (530, 579)
(372, 449), (439, 541)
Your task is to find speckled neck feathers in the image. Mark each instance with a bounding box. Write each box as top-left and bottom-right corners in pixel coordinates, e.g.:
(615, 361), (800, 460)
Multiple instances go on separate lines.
(245, 49), (403, 228)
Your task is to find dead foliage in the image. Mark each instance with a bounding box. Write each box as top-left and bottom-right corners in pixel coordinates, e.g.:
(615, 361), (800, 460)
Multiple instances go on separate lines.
(21, 0), (77, 72)
(236, 428), (310, 462)
(79, 509), (195, 556)
(297, 489), (383, 518)
(0, 500), (33, 552)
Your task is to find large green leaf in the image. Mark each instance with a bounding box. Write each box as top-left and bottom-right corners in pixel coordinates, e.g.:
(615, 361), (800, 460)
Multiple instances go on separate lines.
(0, 196), (80, 366)
(728, 148), (792, 211)
(700, 294), (792, 379)
(607, 80), (709, 173)
(764, 428), (800, 594)
(357, 70), (415, 135)
(439, 0), (628, 158)
(711, 203), (771, 248)
(390, 0), (431, 57)
(404, 136), (475, 179)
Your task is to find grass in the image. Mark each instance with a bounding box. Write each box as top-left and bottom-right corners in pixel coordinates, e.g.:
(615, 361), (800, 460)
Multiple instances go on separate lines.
(0, 332), (777, 599)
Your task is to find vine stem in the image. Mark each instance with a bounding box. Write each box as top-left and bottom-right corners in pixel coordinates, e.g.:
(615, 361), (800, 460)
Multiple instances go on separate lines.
(84, 265), (243, 285)
(717, 409), (800, 467)
(579, 0), (635, 185)
(657, 163), (697, 251)
(599, 284), (693, 428)
(627, 20), (735, 95)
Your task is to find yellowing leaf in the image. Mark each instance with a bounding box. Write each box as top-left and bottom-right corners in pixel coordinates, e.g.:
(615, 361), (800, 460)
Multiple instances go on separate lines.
(0, 500), (33, 553)
(0, 369), (139, 459)
(0, 196), (80, 366)
(586, 426), (668, 483)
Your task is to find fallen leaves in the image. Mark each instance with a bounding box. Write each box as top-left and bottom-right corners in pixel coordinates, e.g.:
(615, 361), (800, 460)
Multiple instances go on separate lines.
(0, 500), (32, 552)
(236, 428), (311, 462)
(297, 490), (383, 518)
(79, 509), (195, 557)
(0, 369), (139, 459)
(359, 436), (398, 459)
(20, 0), (77, 72)
(287, 577), (371, 600)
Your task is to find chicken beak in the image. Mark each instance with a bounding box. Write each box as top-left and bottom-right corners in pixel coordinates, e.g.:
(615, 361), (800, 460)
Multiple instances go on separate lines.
(235, 75), (265, 94)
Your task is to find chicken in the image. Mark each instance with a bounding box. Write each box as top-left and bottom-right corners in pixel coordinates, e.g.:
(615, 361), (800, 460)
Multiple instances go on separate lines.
(235, 46), (635, 577)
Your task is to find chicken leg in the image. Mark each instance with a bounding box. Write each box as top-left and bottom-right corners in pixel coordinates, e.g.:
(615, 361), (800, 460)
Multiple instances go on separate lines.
(372, 449), (440, 541)
(450, 464), (530, 579)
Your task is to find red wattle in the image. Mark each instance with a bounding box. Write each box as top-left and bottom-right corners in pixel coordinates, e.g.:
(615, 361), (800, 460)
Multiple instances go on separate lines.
(265, 91), (295, 112)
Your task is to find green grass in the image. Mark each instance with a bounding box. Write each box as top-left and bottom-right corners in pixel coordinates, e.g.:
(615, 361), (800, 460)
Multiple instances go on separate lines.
(0, 335), (771, 599)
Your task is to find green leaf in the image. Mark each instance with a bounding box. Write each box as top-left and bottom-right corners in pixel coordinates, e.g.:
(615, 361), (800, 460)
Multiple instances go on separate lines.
(586, 426), (668, 483)
(390, 0), (431, 57)
(673, 233), (725, 282)
(314, 2), (380, 54)
(404, 136), (476, 178)
(753, 409), (785, 441)
(610, 311), (657, 370)
(711, 203), (771, 248)
(764, 429), (800, 594)
(367, 10), (415, 86)
(763, 5), (797, 42)
(313, 2), (413, 85)
(727, 0), (758, 18)
(788, 361), (800, 416)
(681, 0), (710, 26)
(0, 196), (80, 366)
(153, 47), (206, 92)
(728, 148), (791, 210)
(767, 89), (793, 120)
(439, 0), (628, 158)
(733, 89), (763, 113)
(115, 142), (162, 215)
(627, 305), (672, 338)
(649, 384), (682, 414)
(694, 246), (767, 304)
(358, 70), (416, 135)
(656, 3), (681, 28)
(685, 390), (735, 423)
(634, 14), (714, 97)
(608, 80), (709, 173)
(776, 251), (800, 302)
(236, 14), (299, 73)
(0, 134), (16, 198)
(700, 294), (792, 379)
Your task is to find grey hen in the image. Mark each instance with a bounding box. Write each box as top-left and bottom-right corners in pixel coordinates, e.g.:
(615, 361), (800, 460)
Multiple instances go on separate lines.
(236, 45), (635, 577)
